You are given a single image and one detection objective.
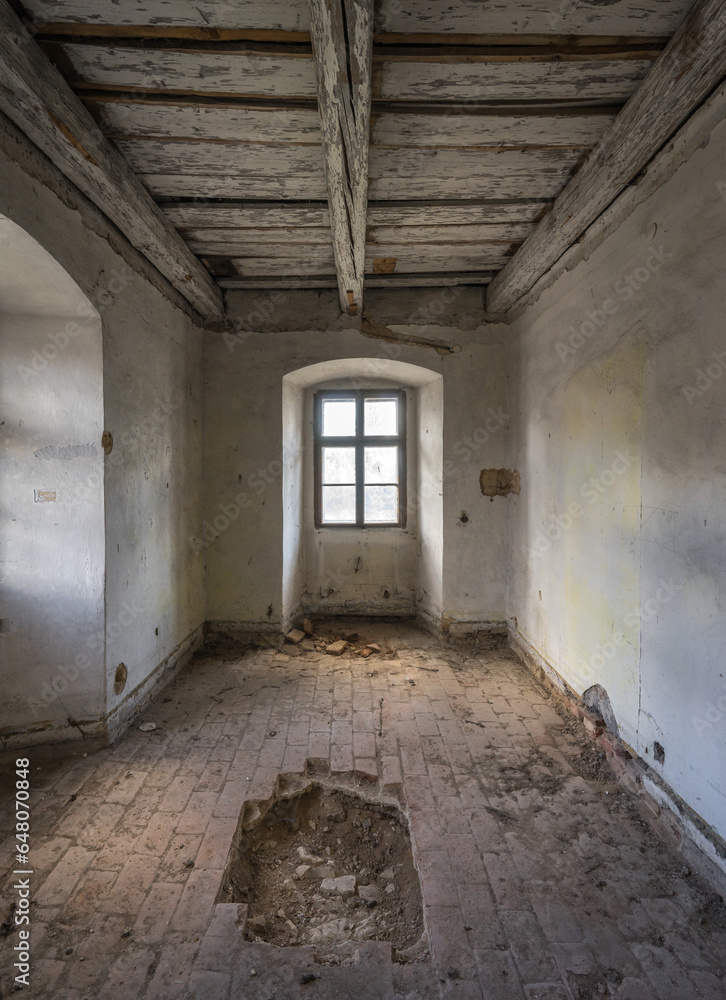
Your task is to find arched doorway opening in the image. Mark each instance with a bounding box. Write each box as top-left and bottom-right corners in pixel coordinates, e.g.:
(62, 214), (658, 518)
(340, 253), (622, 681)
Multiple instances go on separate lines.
(0, 215), (105, 745)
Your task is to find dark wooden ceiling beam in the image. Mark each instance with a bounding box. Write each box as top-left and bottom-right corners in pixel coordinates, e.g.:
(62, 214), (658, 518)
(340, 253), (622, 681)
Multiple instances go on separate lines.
(217, 272), (495, 289)
(309, 0), (373, 316)
(0, 0), (223, 318)
(487, 0), (726, 314)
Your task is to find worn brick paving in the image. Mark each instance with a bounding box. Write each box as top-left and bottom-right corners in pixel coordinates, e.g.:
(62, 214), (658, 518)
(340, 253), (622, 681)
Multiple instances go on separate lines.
(1, 620), (725, 999)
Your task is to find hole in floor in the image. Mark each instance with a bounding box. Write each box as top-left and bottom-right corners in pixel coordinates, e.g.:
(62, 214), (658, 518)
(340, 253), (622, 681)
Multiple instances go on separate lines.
(218, 780), (427, 966)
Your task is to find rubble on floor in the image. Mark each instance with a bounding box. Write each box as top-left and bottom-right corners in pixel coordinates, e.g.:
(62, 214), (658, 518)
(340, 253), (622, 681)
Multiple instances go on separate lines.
(220, 784), (425, 965)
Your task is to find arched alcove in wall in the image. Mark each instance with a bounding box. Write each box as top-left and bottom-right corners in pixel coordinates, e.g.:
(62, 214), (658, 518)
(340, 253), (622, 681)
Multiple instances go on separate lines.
(0, 214), (105, 744)
(282, 359), (443, 629)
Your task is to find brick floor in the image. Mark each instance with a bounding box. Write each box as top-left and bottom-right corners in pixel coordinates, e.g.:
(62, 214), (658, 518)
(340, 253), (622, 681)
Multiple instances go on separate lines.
(1, 620), (725, 999)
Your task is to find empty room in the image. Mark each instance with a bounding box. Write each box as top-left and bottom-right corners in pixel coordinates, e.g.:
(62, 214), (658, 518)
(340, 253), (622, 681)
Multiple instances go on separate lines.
(0, 0), (725, 998)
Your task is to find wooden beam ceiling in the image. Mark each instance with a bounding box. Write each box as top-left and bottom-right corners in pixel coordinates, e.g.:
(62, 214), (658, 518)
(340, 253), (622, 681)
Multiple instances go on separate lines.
(0, 0), (223, 319)
(487, 0), (726, 313)
(308, 0), (373, 316)
(3, 0), (704, 308)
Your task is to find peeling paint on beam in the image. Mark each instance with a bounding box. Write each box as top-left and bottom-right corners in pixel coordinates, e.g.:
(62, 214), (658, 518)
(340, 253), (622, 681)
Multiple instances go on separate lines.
(309, 0), (373, 316)
(487, 0), (726, 313)
(0, 0), (223, 318)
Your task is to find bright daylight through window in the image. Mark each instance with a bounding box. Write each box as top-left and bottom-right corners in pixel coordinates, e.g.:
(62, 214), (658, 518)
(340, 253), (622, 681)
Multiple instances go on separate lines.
(314, 390), (406, 527)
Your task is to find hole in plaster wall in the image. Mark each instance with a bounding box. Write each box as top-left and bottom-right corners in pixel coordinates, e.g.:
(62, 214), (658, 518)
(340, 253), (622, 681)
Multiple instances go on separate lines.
(113, 662), (127, 695)
(218, 782), (426, 966)
(653, 741), (665, 764)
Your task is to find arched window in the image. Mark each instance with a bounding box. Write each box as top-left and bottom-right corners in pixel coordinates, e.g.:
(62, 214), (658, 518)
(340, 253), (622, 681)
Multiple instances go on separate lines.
(282, 359), (443, 628)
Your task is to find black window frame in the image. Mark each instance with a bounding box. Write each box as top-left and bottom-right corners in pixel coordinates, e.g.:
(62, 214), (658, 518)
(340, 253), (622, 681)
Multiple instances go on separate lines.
(313, 388), (407, 529)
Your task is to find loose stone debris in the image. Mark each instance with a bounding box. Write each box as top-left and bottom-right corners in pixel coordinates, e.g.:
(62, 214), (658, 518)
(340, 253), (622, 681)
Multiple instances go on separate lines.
(219, 784), (426, 965)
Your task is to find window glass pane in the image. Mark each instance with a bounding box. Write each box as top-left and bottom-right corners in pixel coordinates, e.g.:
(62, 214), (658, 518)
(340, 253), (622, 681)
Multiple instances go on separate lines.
(364, 446), (398, 484)
(322, 398), (356, 437)
(323, 447), (355, 484)
(365, 485), (398, 523)
(364, 397), (397, 436)
(322, 485), (356, 523)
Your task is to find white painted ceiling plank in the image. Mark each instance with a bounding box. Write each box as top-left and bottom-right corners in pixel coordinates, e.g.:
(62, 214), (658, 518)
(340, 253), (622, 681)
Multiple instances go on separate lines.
(23, 0), (312, 31)
(371, 112), (615, 149)
(162, 203), (332, 228)
(377, 1), (694, 38)
(142, 174), (329, 200)
(114, 138), (326, 175)
(380, 58), (654, 102)
(183, 227), (333, 247)
(367, 223), (534, 243)
(61, 43), (317, 98)
(95, 102), (323, 144)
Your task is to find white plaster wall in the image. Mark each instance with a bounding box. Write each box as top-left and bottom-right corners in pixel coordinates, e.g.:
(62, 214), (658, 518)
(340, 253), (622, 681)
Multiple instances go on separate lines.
(509, 115), (726, 840)
(1, 271), (105, 740)
(0, 113), (205, 743)
(204, 322), (509, 629)
(417, 379), (444, 623)
(440, 326), (511, 627)
(281, 378), (305, 625)
(101, 279), (204, 735)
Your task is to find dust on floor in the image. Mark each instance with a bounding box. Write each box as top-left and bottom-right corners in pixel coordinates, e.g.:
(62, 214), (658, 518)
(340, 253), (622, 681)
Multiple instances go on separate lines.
(0, 617), (724, 1000)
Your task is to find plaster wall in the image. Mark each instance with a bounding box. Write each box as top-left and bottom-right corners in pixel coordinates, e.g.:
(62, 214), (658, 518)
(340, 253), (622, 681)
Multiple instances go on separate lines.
(509, 115), (726, 841)
(0, 113), (205, 743)
(0, 220), (105, 741)
(204, 313), (510, 630)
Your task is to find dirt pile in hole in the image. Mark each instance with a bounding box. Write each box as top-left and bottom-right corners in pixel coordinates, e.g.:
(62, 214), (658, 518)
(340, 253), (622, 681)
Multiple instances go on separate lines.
(219, 785), (426, 966)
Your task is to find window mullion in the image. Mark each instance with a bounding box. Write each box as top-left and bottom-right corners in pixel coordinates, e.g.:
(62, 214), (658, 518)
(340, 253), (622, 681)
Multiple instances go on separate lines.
(355, 392), (364, 527)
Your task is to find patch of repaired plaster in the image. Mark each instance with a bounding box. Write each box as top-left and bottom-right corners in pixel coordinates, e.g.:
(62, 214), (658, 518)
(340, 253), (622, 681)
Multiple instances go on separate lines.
(34, 443), (97, 461)
(479, 468), (521, 498)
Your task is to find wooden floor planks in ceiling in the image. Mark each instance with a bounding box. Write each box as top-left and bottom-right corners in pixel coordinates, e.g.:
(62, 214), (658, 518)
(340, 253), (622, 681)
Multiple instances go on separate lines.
(374, 1), (695, 38)
(23, 0), (312, 32)
(12, 0), (700, 303)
